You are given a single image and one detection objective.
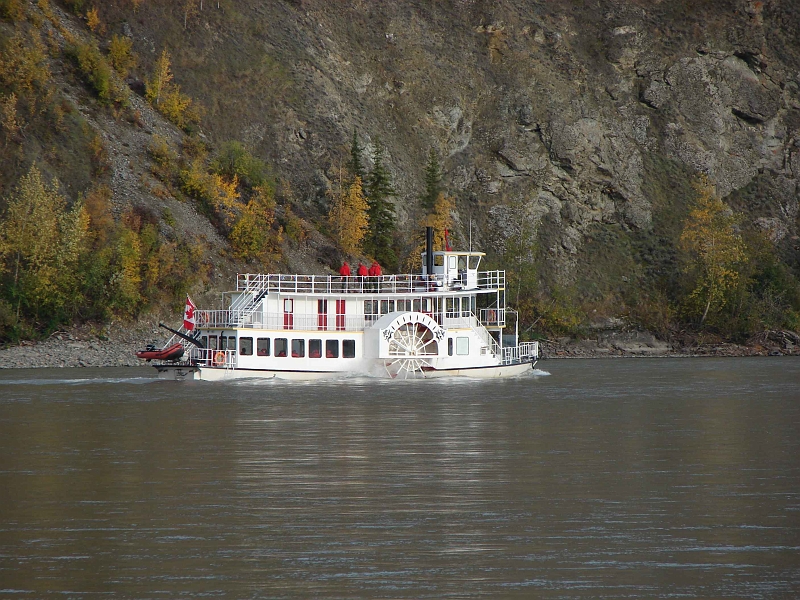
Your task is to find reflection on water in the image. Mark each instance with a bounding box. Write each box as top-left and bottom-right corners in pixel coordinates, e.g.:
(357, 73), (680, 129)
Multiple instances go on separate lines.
(1, 359), (799, 597)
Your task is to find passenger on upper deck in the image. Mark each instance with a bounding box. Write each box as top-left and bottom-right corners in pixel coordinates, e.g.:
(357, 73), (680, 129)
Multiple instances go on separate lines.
(368, 261), (382, 277)
(357, 262), (368, 277)
(339, 261), (351, 276)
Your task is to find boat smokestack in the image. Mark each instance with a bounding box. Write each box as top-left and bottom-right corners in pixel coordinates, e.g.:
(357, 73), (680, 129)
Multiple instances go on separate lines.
(425, 226), (434, 276)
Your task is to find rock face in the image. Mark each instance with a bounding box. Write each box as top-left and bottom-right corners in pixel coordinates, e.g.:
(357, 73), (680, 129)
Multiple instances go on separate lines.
(78, 1), (800, 287)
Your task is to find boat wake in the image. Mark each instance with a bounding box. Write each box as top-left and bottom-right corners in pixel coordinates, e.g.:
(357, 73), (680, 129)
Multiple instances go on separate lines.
(0, 376), (158, 387)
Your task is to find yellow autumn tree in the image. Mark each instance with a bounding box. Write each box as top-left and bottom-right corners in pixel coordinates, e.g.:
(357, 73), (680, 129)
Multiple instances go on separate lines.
(230, 185), (278, 261)
(212, 173), (240, 230)
(0, 30), (53, 116)
(108, 35), (136, 78)
(0, 165), (91, 318)
(145, 48), (173, 106)
(405, 192), (455, 271)
(86, 7), (102, 33)
(328, 175), (368, 255)
(680, 177), (748, 325)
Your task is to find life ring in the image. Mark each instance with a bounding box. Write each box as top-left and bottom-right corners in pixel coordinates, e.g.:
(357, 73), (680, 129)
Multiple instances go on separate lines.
(213, 351), (226, 366)
(487, 309), (497, 323)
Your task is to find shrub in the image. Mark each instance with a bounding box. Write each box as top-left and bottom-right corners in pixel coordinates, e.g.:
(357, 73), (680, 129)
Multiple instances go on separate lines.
(212, 141), (269, 189)
(108, 34), (136, 78)
(0, 0), (24, 21)
(67, 41), (127, 105)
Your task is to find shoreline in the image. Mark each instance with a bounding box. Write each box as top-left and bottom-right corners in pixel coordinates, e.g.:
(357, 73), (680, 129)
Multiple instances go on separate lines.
(0, 322), (797, 369)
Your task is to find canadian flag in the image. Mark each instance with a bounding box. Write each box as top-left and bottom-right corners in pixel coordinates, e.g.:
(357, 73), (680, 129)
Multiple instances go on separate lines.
(183, 295), (197, 331)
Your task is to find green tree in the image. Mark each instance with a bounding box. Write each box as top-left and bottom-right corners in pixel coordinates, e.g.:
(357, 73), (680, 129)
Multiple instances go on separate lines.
(680, 178), (748, 326)
(420, 147), (442, 212)
(346, 129), (366, 184)
(364, 139), (397, 270)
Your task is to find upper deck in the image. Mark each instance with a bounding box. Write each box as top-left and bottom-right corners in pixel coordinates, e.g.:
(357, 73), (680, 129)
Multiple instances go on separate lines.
(235, 270), (505, 297)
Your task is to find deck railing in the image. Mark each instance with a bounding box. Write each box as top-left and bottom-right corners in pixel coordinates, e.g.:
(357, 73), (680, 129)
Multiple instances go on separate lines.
(195, 310), (371, 331)
(189, 347), (238, 369)
(502, 342), (539, 365)
(235, 271), (505, 295)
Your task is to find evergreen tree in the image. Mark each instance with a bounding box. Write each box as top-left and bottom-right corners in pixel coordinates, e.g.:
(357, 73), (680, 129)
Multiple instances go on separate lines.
(364, 139), (397, 270)
(421, 147), (442, 212)
(346, 129), (366, 184)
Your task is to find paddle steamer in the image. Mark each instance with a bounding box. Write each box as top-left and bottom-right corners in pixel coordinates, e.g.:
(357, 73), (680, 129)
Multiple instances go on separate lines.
(148, 229), (538, 380)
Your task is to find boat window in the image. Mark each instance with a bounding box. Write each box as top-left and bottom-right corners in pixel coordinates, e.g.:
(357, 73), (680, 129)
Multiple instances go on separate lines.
(396, 299), (410, 312)
(343, 339), (356, 358)
(446, 297), (457, 318)
(309, 339), (322, 358)
(257, 338), (270, 356)
(240, 337), (253, 356)
(284, 299), (293, 312)
(434, 254), (444, 267)
(364, 300), (378, 323)
(291, 339), (305, 358)
(456, 337), (469, 355)
(380, 300), (388, 314)
(448, 338), (454, 356)
(227, 336), (237, 350)
(470, 296), (476, 314)
(326, 339), (339, 358)
(388, 300), (395, 312)
(468, 256), (481, 269)
(412, 299), (421, 313)
(458, 255), (467, 271)
(201, 336), (208, 348)
(423, 298), (432, 313)
(275, 338), (287, 357)
(462, 296), (471, 317)
(207, 336), (218, 350)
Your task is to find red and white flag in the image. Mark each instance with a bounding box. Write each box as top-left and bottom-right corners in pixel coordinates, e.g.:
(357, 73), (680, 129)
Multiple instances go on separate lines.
(183, 295), (197, 331)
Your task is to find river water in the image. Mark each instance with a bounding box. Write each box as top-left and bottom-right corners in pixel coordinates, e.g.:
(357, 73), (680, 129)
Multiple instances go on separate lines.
(1, 358), (798, 598)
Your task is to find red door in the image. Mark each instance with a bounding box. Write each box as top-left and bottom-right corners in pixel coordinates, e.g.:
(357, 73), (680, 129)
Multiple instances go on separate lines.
(318, 299), (328, 330)
(283, 299), (293, 329)
(335, 299), (346, 331)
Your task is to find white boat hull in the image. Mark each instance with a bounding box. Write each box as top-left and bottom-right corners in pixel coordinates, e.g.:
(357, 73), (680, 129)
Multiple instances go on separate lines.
(154, 359), (535, 381)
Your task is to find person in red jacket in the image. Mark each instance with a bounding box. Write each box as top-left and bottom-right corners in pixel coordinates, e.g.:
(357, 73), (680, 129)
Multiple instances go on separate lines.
(339, 261), (351, 276)
(369, 260), (382, 276)
(357, 262), (368, 277)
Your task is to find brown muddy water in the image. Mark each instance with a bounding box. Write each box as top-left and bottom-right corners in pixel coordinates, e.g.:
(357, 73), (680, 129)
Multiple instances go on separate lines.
(1, 358), (798, 598)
